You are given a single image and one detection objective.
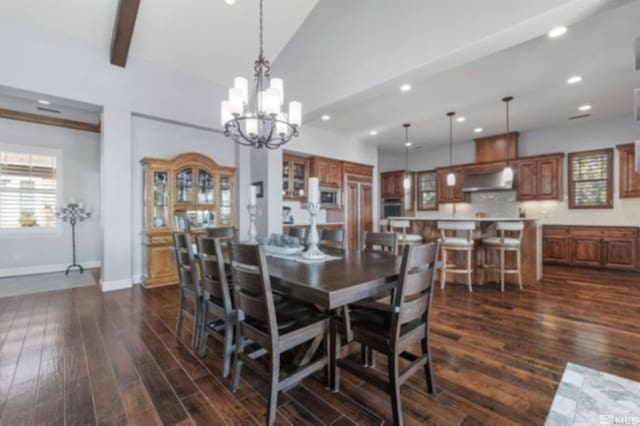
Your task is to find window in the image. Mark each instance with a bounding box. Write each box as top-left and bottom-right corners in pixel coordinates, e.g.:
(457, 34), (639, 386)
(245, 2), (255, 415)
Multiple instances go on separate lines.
(0, 146), (60, 230)
(568, 148), (613, 209)
(416, 170), (438, 210)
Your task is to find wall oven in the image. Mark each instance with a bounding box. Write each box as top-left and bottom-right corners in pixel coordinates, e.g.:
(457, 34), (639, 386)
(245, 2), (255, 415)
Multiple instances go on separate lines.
(320, 187), (341, 209)
(382, 198), (402, 218)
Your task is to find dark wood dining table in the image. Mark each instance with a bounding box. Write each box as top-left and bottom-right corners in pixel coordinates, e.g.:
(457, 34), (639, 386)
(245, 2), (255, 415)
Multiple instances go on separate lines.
(206, 245), (402, 391)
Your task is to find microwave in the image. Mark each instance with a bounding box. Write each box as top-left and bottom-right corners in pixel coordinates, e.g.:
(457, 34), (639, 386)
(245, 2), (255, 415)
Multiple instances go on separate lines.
(320, 187), (341, 208)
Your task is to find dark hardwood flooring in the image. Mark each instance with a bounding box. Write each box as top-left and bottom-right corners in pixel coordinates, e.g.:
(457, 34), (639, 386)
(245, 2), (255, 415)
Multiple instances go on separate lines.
(0, 265), (639, 425)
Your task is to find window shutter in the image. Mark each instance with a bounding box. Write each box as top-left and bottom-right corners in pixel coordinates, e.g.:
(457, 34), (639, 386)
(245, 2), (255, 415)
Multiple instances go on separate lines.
(0, 151), (57, 229)
(569, 149), (612, 208)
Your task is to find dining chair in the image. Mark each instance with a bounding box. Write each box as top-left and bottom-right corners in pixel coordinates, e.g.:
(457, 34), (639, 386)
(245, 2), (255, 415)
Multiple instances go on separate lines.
(363, 231), (399, 255)
(479, 221), (524, 292)
(229, 242), (329, 426)
(196, 236), (235, 377)
(288, 227), (307, 245)
(438, 221), (476, 292)
(206, 226), (237, 240)
(335, 242), (440, 426)
(320, 228), (345, 249)
(173, 232), (201, 349)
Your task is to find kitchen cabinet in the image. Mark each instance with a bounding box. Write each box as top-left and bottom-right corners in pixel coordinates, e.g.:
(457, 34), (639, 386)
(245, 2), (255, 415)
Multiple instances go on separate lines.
(617, 144), (640, 198)
(311, 157), (343, 189)
(474, 132), (519, 163)
(381, 171), (405, 198)
(283, 153), (309, 201)
(543, 225), (639, 271)
(436, 168), (469, 203)
(515, 154), (563, 201)
(416, 170), (438, 211)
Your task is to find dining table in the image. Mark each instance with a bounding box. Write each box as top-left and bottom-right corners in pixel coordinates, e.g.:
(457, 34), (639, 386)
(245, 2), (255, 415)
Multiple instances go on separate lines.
(199, 244), (402, 391)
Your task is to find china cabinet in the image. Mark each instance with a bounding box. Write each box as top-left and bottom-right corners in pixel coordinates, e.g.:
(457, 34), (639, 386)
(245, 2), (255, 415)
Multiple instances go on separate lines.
(283, 153), (309, 201)
(141, 152), (236, 287)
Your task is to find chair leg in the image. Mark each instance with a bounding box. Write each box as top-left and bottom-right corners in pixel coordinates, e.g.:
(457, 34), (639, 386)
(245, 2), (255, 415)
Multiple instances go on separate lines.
(421, 336), (436, 395)
(191, 296), (201, 349)
(479, 248), (486, 286)
(517, 249), (523, 290)
(500, 249), (505, 292)
(466, 249), (473, 293)
(175, 289), (184, 337)
(388, 353), (403, 426)
(267, 353), (280, 426)
(198, 302), (209, 357)
(222, 319), (234, 378)
(368, 347), (376, 368)
(231, 326), (244, 392)
(440, 248), (447, 289)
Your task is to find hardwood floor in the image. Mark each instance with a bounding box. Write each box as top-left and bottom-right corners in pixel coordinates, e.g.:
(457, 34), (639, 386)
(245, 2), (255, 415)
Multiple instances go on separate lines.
(0, 265), (639, 425)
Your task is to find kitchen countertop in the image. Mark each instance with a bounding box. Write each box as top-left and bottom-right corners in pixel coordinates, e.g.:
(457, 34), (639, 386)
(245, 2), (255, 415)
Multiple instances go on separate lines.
(387, 216), (537, 222)
(283, 222), (345, 226)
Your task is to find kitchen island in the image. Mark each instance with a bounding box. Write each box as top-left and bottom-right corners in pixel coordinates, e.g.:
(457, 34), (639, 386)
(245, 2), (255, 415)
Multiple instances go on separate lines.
(388, 217), (540, 286)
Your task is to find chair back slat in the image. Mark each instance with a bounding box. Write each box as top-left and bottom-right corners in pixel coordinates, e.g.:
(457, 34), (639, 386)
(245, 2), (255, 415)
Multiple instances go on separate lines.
(496, 221), (524, 231)
(320, 229), (345, 249)
(403, 269), (435, 296)
(173, 232), (197, 291)
(229, 242), (278, 344)
(206, 226), (237, 240)
(196, 236), (229, 302)
(288, 227), (307, 245)
(363, 231), (398, 255)
(399, 296), (429, 325)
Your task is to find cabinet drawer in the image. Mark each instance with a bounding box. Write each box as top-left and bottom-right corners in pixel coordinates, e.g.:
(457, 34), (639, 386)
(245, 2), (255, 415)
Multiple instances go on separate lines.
(147, 235), (173, 245)
(543, 226), (571, 236)
(572, 227), (638, 239)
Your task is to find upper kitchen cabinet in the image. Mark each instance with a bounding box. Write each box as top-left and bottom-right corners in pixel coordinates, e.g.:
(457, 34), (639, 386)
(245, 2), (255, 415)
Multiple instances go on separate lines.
(416, 170), (438, 211)
(617, 144), (640, 198)
(283, 153), (309, 201)
(436, 168), (469, 203)
(514, 153), (563, 201)
(380, 170), (406, 198)
(474, 132), (519, 163)
(310, 156), (343, 189)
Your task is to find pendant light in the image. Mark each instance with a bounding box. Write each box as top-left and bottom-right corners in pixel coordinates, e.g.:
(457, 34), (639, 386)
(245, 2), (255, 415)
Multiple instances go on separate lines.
(446, 112), (456, 186)
(402, 123), (412, 190)
(502, 96), (514, 182)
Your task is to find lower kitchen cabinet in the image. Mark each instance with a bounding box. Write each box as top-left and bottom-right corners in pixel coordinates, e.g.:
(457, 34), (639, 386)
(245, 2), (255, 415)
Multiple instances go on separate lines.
(543, 225), (640, 271)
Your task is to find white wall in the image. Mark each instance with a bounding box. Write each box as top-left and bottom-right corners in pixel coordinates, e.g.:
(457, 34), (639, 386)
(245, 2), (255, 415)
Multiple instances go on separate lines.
(379, 114), (640, 226)
(0, 118), (101, 276)
(131, 116), (236, 283)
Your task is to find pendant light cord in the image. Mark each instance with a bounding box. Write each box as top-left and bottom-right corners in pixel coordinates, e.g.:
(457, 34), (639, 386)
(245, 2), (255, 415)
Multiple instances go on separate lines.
(405, 125), (409, 170)
(502, 96), (513, 170)
(259, 0), (264, 58)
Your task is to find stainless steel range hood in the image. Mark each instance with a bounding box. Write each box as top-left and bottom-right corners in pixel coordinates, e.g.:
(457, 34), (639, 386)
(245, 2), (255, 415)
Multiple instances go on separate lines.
(462, 171), (514, 192)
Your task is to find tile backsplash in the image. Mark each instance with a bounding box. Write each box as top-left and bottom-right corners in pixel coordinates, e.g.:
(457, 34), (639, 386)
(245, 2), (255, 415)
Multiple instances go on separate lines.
(468, 191), (519, 217)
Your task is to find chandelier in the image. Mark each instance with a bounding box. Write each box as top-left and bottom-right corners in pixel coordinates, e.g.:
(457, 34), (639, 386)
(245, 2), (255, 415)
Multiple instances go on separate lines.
(220, 0), (301, 149)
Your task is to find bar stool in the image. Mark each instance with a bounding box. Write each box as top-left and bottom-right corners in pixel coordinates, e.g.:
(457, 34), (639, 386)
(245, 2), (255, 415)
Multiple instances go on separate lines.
(480, 221), (524, 292)
(379, 219), (390, 232)
(389, 219), (423, 254)
(438, 221), (476, 292)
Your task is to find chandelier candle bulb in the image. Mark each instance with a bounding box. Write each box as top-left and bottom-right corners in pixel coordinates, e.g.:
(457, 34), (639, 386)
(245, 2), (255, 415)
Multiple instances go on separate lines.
(246, 118), (258, 136)
(308, 177), (320, 204)
(228, 88), (244, 115)
(289, 101), (302, 127)
(265, 88), (280, 115)
(276, 114), (287, 135)
(233, 77), (248, 104)
(220, 101), (232, 126)
(270, 78), (284, 105)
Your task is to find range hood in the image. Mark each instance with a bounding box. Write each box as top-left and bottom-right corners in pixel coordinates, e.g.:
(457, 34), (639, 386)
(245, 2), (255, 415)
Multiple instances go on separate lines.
(462, 171), (514, 192)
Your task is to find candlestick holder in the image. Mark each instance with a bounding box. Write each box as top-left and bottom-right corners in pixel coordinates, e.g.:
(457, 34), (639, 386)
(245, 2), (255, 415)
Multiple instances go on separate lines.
(303, 202), (326, 260)
(56, 202), (91, 274)
(247, 204), (258, 243)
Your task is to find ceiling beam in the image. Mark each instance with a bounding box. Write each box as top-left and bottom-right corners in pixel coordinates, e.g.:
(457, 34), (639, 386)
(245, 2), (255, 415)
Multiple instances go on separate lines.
(0, 108), (100, 133)
(110, 0), (141, 67)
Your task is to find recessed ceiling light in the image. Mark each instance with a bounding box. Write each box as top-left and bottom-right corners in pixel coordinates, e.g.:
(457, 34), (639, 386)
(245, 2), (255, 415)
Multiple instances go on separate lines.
(224, 0), (236, 5)
(578, 104), (591, 112)
(321, 114), (331, 121)
(474, 127), (483, 133)
(400, 84), (412, 92)
(567, 75), (582, 84)
(369, 130), (378, 136)
(37, 99), (50, 105)
(456, 116), (466, 123)
(404, 141), (412, 147)
(548, 26), (567, 39)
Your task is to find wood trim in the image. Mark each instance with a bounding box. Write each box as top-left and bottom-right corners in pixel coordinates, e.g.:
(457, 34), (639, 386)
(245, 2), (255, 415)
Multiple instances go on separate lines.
(568, 148), (614, 209)
(110, 0), (141, 67)
(0, 108), (100, 133)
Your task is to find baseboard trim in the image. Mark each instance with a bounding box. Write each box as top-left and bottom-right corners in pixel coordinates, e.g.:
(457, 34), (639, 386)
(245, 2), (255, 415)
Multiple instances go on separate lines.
(0, 261), (101, 278)
(100, 278), (132, 292)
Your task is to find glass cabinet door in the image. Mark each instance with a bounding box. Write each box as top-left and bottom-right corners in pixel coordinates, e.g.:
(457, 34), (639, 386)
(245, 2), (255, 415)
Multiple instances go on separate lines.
(176, 168), (193, 204)
(282, 161), (290, 197)
(292, 161), (306, 198)
(219, 175), (233, 226)
(417, 171), (438, 210)
(152, 171), (169, 228)
(198, 170), (214, 204)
